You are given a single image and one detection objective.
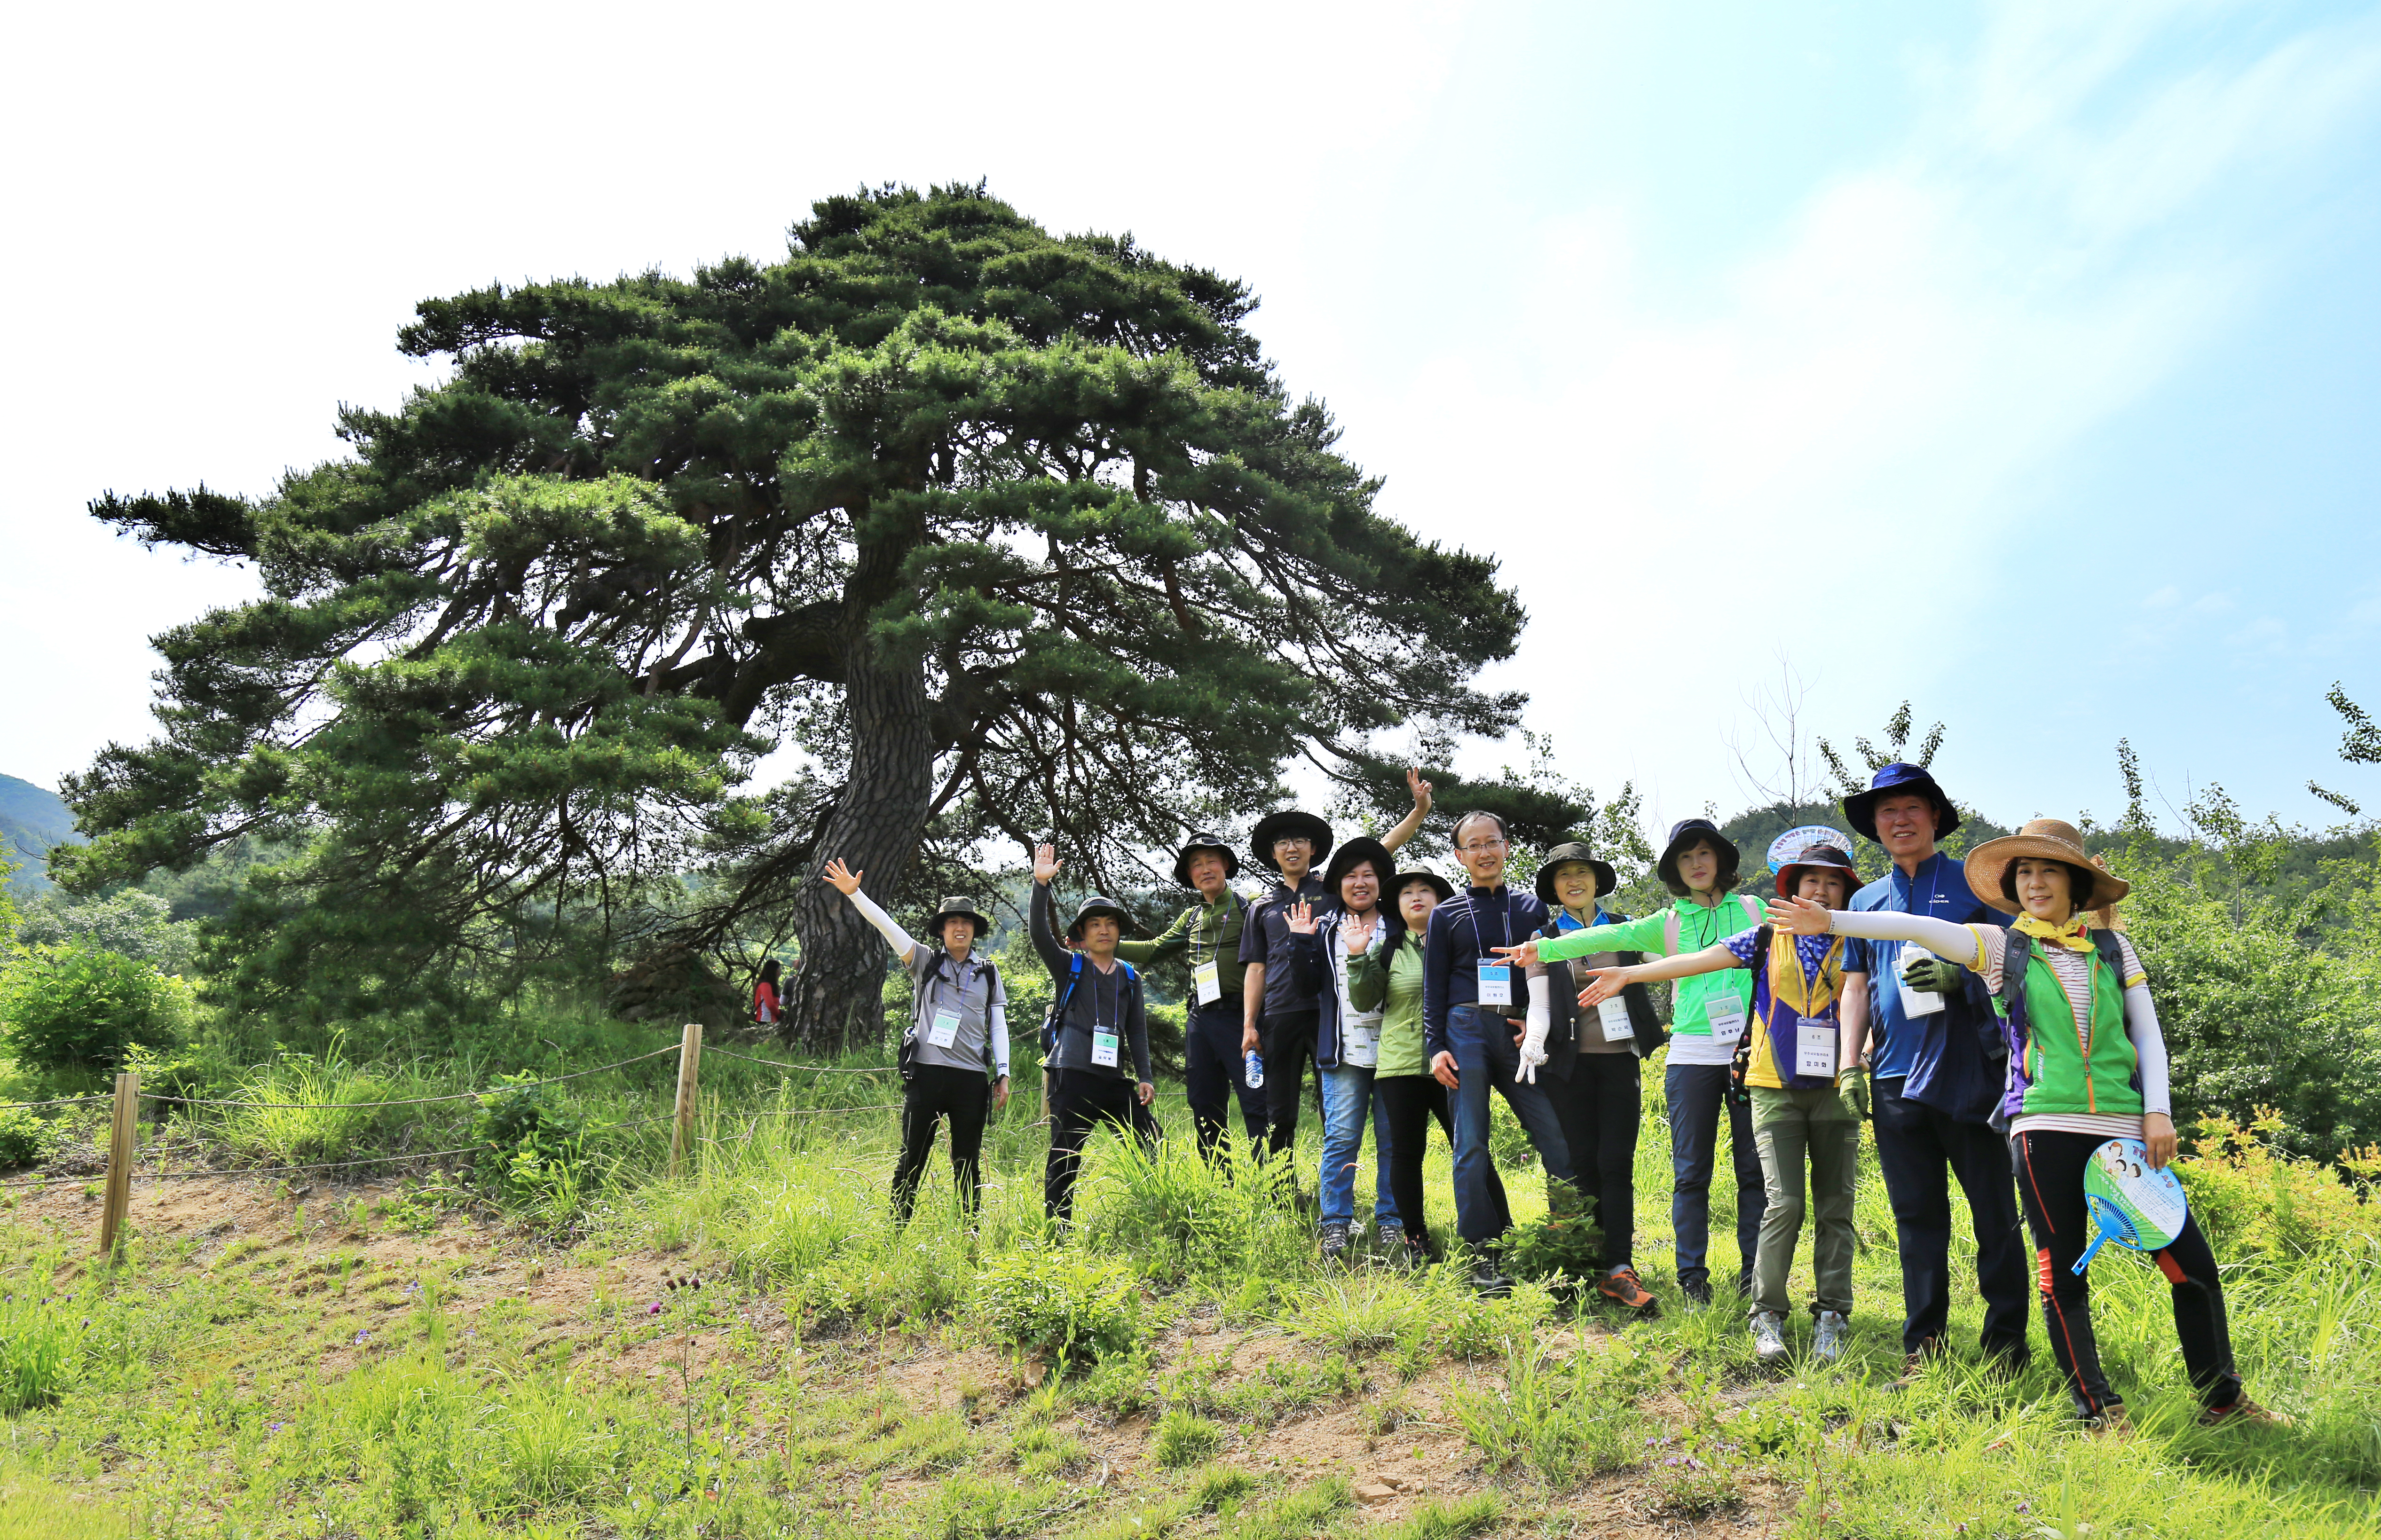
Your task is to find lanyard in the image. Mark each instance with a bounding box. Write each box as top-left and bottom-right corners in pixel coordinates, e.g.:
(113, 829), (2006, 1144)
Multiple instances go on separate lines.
(1189, 897), (1229, 970)
(1471, 888), (1513, 956)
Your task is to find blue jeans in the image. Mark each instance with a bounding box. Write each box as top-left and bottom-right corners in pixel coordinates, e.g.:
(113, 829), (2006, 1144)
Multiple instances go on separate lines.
(1447, 1005), (1575, 1246)
(1317, 1064), (1403, 1227)
(1665, 1061), (1766, 1294)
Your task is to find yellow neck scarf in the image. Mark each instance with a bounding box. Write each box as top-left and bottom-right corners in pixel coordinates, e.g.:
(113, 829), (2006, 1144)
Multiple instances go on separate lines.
(2014, 912), (2095, 953)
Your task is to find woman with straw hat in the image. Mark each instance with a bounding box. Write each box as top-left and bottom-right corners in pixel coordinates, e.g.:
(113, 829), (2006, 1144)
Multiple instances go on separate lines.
(820, 859), (1009, 1222)
(1767, 819), (2284, 1430)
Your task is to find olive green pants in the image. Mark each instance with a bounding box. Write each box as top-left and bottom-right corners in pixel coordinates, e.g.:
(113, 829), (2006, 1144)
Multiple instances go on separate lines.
(1748, 1084), (1861, 1320)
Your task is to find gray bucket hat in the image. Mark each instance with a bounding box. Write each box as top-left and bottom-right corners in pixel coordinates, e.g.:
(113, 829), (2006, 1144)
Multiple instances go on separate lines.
(1534, 842), (1618, 903)
(926, 896), (992, 938)
(1065, 895), (1138, 941)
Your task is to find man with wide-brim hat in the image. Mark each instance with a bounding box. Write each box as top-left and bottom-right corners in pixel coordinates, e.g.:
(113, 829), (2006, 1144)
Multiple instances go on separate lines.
(1503, 816), (1769, 1305)
(1027, 842), (1157, 1225)
(1834, 761), (2030, 1383)
(1116, 830), (1264, 1166)
(1238, 770), (1434, 1169)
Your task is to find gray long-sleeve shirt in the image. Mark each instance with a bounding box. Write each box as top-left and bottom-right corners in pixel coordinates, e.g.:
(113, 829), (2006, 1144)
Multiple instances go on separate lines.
(1029, 880), (1153, 1083)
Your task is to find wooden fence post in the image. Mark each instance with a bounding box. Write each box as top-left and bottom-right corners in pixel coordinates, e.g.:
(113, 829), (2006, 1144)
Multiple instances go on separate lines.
(98, 1069), (138, 1258)
(670, 1021), (703, 1178)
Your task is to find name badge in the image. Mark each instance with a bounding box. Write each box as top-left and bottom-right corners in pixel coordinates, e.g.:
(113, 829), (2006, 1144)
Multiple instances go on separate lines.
(1896, 951), (1944, 1019)
(1796, 1020), (1838, 1079)
(1091, 1030), (1121, 1069)
(1476, 960), (1512, 1007)
(1193, 959), (1222, 1006)
(1597, 996), (1635, 1043)
(929, 1008), (963, 1048)
(1703, 992), (1747, 1045)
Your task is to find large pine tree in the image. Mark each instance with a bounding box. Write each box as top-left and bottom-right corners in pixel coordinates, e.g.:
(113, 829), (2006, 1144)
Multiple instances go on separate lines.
(67, 185), (1526, 1048)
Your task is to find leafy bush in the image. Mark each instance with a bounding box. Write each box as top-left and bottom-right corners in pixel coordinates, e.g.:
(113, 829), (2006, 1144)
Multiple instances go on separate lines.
(15, 889), (195, 974)
(2178, 1108), (2380, 1259)
(473, 1073), (593, 1205)
(0, 1104), (54, 1168)
(973, 1248), (1141, 1369)
(1499, 1180), (1604, 1284)
(0, 941), (189, 1074)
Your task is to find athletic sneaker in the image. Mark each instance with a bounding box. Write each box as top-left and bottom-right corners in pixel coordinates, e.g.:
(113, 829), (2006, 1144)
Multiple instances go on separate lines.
(1469, 1255), (1514, 1298)
(1376, 1219), (1405, 1254)
(1596, 1267), (1658, 1313)
(1750, 1310), (1790, 1363)
(2198, 1395), (2292, 1429)
(1813, 1310), (1850, 1361)
(1318, 1221), (1351, 1266)
(1680, 1275), (1714, 1306)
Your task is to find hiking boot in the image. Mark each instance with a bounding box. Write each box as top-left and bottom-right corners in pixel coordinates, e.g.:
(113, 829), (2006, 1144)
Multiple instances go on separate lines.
(1680, 1275), (1713, 1307)
(2198, 1395), (2292, 1429)
(1595, 1266), (1658, 1314)
(1750, 1310), (1790, 1363)
(1891, 1337), (1941, 1390)
(1812, 1309), (1850, 1362)
(1318, 1221), (1351, 1266)
(1469, 1254), (1514, 1298)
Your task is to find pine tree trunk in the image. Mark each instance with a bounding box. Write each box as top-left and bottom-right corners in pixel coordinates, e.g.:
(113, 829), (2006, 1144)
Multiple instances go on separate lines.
(780, 534), (937, 1055)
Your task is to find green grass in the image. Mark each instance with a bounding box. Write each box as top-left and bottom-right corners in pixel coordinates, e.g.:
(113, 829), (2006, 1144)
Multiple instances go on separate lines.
(1, 1007), (2376, 1537)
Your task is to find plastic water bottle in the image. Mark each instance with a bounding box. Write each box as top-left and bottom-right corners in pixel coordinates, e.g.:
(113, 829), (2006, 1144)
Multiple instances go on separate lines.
(1244, 1050), (1265, 1090)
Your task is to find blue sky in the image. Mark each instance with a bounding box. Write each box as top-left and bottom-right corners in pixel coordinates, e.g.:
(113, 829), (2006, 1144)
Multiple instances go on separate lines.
(3, 0), (2377, 844)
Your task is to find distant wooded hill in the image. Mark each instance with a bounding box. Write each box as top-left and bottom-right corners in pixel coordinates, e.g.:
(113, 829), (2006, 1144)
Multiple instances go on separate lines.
(1, 773), (83, 895)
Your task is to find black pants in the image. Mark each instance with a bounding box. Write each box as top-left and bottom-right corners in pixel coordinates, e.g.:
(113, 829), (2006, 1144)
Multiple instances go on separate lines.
(1546, 1052), (1640, 1272)
(1374, 1074), (1505, 1250)
(1259, 1010), (1322, 1161)
(1045, 1069), (1155, 1224)
(891, 1062), (990, 1222)
(1184, 999), (1267, 1163)
(2012, 1128), (2240, 1418)
(1873, 1077), (2030, 1360)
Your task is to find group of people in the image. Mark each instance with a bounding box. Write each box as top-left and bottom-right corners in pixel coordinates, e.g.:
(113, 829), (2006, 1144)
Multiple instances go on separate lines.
(813, 760), (2280, 1431)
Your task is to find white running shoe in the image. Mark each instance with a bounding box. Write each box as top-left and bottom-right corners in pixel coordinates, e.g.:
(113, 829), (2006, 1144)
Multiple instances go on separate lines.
(1751, 1310), (1790, 1363)
(1813, 1309), (1850, 1362)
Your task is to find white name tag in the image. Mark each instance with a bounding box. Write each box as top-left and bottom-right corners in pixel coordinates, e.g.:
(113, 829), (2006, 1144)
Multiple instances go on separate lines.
(1703, 991), (1747, 1045)
(1796, 1020), (1838, 1079)
(1597, 996), (1635, 1043)
(1897, 951), (1944, 1018)
(929, 1008), (962, 1048)
(1193, 959), (1222, 1006)
(1476, 961), (1512, 1007)
(1091, 1030), (1120, 1069)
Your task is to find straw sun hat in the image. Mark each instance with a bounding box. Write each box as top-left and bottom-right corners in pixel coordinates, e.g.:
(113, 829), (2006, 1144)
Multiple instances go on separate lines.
(1962, 819), (2129, 915)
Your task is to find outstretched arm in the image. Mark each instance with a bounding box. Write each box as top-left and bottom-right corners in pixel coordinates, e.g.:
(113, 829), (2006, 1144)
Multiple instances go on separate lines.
(1575, 943), (1739, 1009)
(822, 858), (919, 966)
(1766, 896), (1984, 967)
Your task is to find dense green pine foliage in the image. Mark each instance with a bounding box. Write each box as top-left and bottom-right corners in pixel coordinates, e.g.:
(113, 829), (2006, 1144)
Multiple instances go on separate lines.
(62, 185), (1523, 1045)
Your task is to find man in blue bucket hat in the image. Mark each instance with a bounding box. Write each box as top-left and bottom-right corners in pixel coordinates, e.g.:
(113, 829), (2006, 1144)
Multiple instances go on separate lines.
(1839, 762), (2030, 1384)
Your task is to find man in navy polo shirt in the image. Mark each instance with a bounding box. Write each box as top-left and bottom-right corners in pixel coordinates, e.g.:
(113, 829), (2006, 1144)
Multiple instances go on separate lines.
(1840, 763), (2030, 1382)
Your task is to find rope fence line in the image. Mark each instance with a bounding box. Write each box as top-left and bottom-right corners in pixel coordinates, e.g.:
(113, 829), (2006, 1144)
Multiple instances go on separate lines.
(0, 1093), (113, 1110)
(701, 1046), (897, 1076)
(143, 1045), (683, 1112)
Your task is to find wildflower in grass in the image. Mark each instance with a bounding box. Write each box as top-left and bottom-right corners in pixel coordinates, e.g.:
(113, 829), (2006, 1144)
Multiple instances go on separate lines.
(354, 1330), (369, 1343)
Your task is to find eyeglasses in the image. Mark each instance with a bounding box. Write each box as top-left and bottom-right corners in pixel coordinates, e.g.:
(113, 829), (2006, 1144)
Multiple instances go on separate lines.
(1457, 839), (1508, 854)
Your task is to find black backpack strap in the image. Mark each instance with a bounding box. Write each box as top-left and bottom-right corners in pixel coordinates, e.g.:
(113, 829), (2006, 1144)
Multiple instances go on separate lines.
(1995, 926), (2029, 1019)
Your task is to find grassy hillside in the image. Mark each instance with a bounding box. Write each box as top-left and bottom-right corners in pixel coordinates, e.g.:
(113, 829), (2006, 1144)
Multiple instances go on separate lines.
(0, 1007), (2373, 1539)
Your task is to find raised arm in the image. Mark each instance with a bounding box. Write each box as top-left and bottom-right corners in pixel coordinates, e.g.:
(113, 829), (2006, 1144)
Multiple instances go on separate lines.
(1380, 768), (1435, 854)
(1028, 844), (1071, 976)
(821, 858), (919, 966)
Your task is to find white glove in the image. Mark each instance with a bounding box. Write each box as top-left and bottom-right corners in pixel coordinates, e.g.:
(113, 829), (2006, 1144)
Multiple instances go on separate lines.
(1518, 974), (1552, 1084)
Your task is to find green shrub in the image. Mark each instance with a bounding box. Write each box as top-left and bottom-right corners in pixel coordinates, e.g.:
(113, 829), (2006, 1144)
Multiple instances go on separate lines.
(473, 1073), (593, 1205)
(0, 1292), (88, 1413)
(1151, 1408), (1223, 1468)
(2177, 1108), (2380, 1259)
(973, 1248), (1141, 1369)
(0, 1104), (53, 1168)
(0, 942), (189, 1074)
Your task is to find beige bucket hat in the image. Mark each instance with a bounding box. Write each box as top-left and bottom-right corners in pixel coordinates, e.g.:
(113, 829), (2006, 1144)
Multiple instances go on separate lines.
(1963, 819), (2129, 915)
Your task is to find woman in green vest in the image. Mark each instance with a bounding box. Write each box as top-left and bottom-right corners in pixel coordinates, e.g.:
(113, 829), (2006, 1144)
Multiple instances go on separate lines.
(1768, 820), (2282, 1430)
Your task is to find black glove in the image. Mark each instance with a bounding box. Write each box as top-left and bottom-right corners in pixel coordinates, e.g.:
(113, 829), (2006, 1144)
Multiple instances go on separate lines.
(1902, 956), (1967, 996)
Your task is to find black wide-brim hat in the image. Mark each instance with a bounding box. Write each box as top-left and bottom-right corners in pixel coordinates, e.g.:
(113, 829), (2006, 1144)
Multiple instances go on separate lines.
(1774, 842), (1861, 898)
(1250, 809), (1334, 872)
(1656, 818), (1739, 889)
(1534, 841), (1617, 904)
(1065, 895), (1139, 941)
(1322, 837), (1395, 899)
(1843, 761), (1961, 842)
(1391, 869), (1455, 904)
(926, 896), (992, 938)
(1171, 830), (1241, 888)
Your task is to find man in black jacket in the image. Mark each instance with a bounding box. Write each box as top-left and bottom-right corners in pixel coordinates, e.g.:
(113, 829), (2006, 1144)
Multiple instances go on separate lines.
(1031, 842), (1156, 1224)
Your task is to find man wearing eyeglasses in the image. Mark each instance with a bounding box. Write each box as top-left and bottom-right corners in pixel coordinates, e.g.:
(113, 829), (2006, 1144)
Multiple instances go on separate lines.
(1423, 810), (1577, 1295)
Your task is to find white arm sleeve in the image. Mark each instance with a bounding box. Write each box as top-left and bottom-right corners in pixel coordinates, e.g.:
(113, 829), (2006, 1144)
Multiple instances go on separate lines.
(990, 1001), (1010, 1076)
(1526, 971), (1553, 1035)
(2124, 983), (2171, 1117)
(1826, 908), (1981, 965)
(843, 887), (918, 964)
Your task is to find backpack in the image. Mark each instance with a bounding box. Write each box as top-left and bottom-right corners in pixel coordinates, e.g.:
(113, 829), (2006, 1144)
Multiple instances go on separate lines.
(1040, 952), (1139, 1070)
(1989, 925), (2131, 1032)
(1664, 893), (1767, 956)
(899, 953), (1003, 1085)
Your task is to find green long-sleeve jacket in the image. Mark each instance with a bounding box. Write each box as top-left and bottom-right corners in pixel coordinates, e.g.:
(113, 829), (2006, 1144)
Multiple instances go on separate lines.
(1536, 894), (1765, 1066)
(1115, 892), (1248, 1004)
(1347, 932), (1429, 1078)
